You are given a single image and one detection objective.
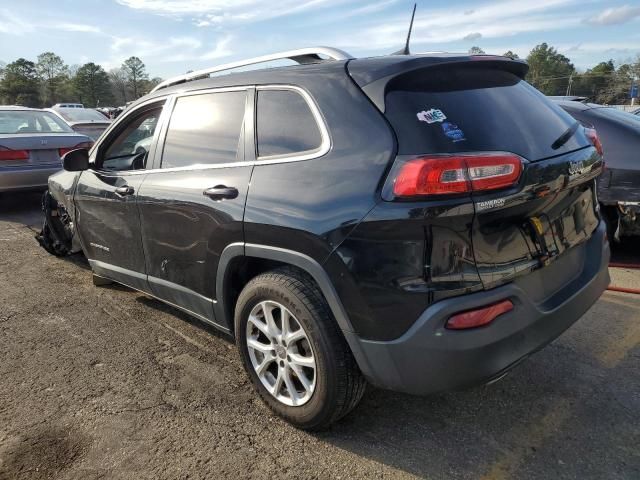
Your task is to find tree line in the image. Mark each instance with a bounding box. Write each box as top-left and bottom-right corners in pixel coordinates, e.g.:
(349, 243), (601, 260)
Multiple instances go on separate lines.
(0, 53), (163, 108)
(1, 43), (639, 108)
(470, 43), (639, 104)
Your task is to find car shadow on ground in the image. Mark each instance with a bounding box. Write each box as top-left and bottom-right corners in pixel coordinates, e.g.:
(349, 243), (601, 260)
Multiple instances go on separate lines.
(0, 190), (45, 227)
(135, 295), (235, 344)
(313, 339), (634, 479)
(3, 189), (637, 478)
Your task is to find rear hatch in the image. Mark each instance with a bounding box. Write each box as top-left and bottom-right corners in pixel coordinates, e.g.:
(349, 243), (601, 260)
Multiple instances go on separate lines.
(0, 133), (90, 168)
(350, 57), (603, 291)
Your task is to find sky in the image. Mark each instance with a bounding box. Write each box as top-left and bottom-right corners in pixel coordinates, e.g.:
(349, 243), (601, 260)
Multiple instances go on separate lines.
(0, 0), (639, 79)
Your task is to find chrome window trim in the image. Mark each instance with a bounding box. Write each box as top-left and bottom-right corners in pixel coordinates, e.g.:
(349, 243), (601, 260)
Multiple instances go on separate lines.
(254, 85), (331, 163)
(98, 84), (331, 175)
(89, 95), (171, 158)
(157, 86), (250, 170)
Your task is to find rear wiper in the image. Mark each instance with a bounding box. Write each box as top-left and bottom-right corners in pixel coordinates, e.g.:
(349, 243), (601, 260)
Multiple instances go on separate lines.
(551, 122), (580, 150)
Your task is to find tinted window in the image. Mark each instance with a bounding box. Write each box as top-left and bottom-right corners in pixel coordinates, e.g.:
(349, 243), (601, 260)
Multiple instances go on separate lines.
(56, 108), (109, 122)
(162, 91), (246, 168)
(101, 105), (163, 171)
(385, 67), (588, 161)
(257, 90), (322, 157)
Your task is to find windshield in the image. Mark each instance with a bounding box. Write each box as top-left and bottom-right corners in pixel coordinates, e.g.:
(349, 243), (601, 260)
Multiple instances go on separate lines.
(56, 108), (108, 122)
(0, 110), (74, 134)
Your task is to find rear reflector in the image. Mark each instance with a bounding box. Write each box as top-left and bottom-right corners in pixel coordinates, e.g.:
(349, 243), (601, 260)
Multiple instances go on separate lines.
(393, 153), (522, 197)
(584, 127), (603, 156)
(59, 141), (94, 158)
(446, 299), (514, 330)
(0, 147), (29, 161)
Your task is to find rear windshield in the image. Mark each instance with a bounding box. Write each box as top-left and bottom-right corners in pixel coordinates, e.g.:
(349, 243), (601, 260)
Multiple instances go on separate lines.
(74, 125), (109, 141)
(0, 110), (73, 134)
(385, 67), (588, 161)
(56, 108), (108, 122)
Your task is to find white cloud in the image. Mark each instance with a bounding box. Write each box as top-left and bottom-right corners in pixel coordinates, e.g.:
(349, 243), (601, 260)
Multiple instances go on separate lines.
(116, 0), (348, 25)
(463, 32), (483, 41)
(201, 35), (232, 60)
(585, 4), (640, 25)
(338, 0), (583, 51)
(57, 23), (102, 33)
(0, 9), (35, 34)
(104, 33), (231, 69)
(0, 9), (102, 36)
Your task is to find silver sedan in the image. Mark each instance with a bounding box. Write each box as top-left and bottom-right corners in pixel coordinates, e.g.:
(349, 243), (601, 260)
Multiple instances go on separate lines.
(0, 106), (93, 192)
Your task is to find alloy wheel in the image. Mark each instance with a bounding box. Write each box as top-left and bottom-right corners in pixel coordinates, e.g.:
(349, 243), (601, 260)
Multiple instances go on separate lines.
(246, 300), (316, 406)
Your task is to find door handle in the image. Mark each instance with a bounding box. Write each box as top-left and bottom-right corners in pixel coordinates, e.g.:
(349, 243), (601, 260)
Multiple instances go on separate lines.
(203, 185), (239, 200)
(115, 185), (135, 196)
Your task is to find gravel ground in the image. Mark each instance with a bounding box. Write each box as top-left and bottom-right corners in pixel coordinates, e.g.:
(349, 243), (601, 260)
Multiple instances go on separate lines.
(0, 191), (639, 480)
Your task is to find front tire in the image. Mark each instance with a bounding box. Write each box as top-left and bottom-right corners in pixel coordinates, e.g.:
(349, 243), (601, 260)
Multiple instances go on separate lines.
(234, 268), (366, 430)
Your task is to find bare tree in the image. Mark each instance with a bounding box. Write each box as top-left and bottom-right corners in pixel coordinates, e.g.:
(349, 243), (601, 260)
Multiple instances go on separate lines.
(109, 68), (129, 105)
(122, 56), (148, 99)
(36, 52), (68, 105)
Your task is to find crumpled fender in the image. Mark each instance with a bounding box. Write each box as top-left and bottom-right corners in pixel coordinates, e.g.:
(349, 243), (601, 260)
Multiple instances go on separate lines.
(36, 190), (76, 256)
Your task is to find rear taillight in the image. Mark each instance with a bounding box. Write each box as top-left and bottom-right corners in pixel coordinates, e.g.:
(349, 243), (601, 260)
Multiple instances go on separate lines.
(584, 128), (603, 156)
(0, 147), (29, 161)
(59, 141), (93, 158)
(393, 153), (522, 197)
(446, 299), (514, 330)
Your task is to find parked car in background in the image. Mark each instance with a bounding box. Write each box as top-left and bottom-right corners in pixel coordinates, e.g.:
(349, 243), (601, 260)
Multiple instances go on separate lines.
(632, 107), (640, 116)
(39, 48), (609, 429)
(553, 100), (640, 240)
(0, 106), (92, 192)
(95, 107), (125, 120)
(47, 107), (112, 141)
(52, 103), (84, 109)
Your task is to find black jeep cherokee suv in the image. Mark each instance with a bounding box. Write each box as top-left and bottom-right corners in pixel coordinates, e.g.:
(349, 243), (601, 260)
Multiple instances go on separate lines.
(39, 47), (610, 429)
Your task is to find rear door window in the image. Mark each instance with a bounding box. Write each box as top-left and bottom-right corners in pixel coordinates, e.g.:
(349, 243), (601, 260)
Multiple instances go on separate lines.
(385, 66), (588, 161)
(162, 91), (246, 169)
(256, 89), (322, 158)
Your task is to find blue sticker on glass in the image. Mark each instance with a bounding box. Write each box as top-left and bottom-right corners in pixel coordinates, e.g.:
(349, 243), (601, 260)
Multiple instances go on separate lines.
(441, 121), (466, 142)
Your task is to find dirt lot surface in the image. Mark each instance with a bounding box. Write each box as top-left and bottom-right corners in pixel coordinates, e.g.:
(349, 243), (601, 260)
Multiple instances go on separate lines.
(1, 191), (639, 480)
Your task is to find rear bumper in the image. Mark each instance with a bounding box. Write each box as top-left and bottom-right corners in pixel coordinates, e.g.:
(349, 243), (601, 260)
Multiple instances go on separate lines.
(348, 220), (610, 395)
(0, 165), (61, 192)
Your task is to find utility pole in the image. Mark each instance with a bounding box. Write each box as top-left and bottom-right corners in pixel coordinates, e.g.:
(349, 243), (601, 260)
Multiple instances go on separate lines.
(565, 72), (574, 97)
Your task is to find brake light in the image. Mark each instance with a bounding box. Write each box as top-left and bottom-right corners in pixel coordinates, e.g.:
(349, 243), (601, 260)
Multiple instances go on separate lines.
(446, 299), (514, 330)
(584, 128), (603, 156)
(393, 153), (522, 197)
(0, 147), (29, 161)
(59, 141), (93, 158)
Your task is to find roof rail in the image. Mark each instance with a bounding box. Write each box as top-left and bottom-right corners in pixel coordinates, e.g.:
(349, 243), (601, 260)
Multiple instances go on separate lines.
(151, 46), (353, 93)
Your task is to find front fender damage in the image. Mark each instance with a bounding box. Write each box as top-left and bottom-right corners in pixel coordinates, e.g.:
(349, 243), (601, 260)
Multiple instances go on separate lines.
(36, 190), (79, 256)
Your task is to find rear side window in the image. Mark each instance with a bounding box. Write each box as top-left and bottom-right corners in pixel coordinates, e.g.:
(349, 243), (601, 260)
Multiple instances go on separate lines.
(162, 91), (246, 168)
(385, 67), (587, 161)
(256, 89), (322, 157)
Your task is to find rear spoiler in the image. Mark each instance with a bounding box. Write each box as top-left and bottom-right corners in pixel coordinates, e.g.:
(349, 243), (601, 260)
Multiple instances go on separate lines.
(347, 55), (529, 112)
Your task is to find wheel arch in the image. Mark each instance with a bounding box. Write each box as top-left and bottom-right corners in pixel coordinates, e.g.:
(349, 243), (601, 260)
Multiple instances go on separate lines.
(215, 243), (375, 379)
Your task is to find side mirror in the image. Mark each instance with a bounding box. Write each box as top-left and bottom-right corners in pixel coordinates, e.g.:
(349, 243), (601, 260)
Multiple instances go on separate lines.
(62, 149), (89, 172)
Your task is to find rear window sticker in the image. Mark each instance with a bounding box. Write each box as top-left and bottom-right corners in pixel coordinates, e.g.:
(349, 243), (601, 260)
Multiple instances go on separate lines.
(417, 108), (446, 124)
(441, 121), (467, 142)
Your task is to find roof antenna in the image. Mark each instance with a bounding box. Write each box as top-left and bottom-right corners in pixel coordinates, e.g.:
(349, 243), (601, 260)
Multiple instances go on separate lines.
(393, 3), (417, 55)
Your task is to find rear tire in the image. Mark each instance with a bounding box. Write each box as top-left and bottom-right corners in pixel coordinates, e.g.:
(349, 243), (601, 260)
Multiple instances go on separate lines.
(234, 267), (366, 430)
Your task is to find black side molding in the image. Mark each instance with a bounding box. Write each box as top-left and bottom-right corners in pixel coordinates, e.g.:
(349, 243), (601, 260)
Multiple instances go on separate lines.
(214, 243), (380, 380)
